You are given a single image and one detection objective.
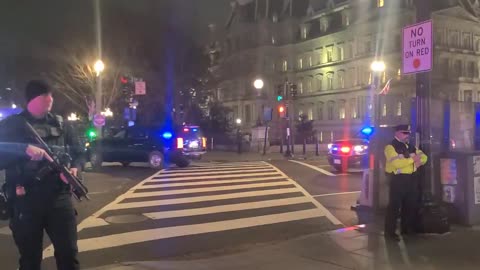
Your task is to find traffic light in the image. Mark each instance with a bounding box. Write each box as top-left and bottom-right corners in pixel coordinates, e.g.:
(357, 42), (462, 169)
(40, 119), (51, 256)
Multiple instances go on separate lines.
(276, 85), (284, 101)
(86, 127), (97, 141)
(290, 84), (298, 98)
(278, 105), (286, 118)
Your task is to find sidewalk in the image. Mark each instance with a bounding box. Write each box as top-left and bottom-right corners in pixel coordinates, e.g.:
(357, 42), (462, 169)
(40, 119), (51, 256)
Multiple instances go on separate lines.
(198, 151), (327, 163)
(86, 218), (480, 270)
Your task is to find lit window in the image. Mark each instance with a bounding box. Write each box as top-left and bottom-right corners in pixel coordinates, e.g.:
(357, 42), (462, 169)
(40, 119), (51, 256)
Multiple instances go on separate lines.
(308, 56), (313, 67)
(327, 47), (333, 62)
(298, 58), (303, 69)
(327, 73), (334, 90)
(396, 102), (402, 116)
(382, 103), (387, 117)
(301, 27), (307, 39)
(377, 0), (384, 8)
(282, 60), (288, 71)
(308, 108), (313, 120)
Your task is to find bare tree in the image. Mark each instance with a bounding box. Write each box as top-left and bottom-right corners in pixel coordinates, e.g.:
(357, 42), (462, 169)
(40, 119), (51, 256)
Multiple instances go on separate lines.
(45, 46), (129, 118)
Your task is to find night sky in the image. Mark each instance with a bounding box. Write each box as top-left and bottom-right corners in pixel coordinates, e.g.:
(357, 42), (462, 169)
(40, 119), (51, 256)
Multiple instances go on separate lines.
(0, 0), (231, 48)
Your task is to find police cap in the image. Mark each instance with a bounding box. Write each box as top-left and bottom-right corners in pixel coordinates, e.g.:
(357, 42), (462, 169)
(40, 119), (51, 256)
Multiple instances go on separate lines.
(394, 124), (411, 133)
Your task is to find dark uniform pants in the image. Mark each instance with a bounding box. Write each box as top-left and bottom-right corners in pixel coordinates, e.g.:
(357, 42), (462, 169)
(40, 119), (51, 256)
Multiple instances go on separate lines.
(384, 173), (418, 235)
(9, 186), (79, 270)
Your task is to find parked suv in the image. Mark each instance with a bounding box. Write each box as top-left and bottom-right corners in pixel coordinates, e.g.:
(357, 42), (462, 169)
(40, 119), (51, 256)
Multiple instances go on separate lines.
(86, 125), (205, 170)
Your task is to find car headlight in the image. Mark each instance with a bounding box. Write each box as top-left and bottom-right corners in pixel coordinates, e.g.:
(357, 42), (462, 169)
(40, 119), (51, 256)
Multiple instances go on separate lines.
(85, 142), (90, 148)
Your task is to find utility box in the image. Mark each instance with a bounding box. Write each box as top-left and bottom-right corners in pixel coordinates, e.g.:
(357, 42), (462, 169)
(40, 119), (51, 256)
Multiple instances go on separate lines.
(435, 151), (480, 225)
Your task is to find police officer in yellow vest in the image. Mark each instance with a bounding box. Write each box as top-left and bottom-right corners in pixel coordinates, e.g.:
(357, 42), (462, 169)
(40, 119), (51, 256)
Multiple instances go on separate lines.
(384, 124), (427, 241)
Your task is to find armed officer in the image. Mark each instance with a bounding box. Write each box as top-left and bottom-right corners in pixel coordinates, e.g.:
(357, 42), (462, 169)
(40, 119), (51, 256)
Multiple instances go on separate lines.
(0, 80), (83, 269)
(384, 124), (427, 241)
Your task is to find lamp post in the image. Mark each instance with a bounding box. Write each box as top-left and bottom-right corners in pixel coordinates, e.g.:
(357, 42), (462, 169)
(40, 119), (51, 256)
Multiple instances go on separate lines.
(253, 78), (269, 155)
(94, 60), (105, 137)
(236, 118), (242, 154)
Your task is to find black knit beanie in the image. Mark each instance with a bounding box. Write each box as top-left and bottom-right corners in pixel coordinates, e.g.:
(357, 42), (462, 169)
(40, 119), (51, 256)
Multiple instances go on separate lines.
(25, 80), (51, 104)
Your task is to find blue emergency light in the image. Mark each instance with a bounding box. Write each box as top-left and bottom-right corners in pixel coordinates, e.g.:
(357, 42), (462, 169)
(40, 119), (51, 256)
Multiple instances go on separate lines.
(162, 131), (173, 139)
(360, 127), (374, 136)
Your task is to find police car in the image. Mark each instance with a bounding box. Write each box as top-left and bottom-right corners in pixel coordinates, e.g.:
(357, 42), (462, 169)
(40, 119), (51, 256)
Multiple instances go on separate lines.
(86, 124), (207, 170)
(326, 127), (372, 173)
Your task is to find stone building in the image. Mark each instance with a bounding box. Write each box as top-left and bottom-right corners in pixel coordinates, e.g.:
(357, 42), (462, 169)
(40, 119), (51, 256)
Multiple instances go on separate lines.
(207, 0), (480, 144)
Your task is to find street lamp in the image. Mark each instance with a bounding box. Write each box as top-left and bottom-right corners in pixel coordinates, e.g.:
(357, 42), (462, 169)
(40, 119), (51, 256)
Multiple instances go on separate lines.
(11, 103), (16, 109)
(67, 113), (79, 121)
(253, 78), (264, 90)
(370, 60), (386, 73)
(94, 59), (105, 137)
(94, 60), (105, 77)
(236, 118), (242, 125)
(101, 108), (113, 118)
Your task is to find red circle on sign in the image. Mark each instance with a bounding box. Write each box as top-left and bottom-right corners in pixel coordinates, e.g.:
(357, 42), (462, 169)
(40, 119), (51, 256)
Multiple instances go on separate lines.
(413, 58), (421, 69)
(93, 114), (106, 127)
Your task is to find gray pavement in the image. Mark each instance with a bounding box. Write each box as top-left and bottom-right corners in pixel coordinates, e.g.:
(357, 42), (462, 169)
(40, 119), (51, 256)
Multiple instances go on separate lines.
(84, 221), (480, 270)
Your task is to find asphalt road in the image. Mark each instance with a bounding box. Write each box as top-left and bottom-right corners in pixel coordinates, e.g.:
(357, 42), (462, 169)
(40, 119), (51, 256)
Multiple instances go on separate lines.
(0, 159), (363, 269)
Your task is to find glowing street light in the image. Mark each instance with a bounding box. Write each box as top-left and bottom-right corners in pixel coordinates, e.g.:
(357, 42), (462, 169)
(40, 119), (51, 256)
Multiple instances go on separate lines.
(236, 118), (242, 125)
(370, 60), (386, 72)
(11, 104), (17, 109)
(253, 78), (264, 90)
(101, 108), (113, 117)
(67, 113), (79, 121)
(94, 60), (105, 76)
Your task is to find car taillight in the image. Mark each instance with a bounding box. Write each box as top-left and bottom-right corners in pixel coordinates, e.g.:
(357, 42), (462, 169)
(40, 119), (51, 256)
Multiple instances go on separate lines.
(177, 138), (184, 149)
(340, 146), (351, 154)
(202, 137), (206, 148)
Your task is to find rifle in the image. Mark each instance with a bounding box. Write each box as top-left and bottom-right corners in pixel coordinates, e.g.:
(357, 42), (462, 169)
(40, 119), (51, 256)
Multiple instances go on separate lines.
(24, 120), (90, 201)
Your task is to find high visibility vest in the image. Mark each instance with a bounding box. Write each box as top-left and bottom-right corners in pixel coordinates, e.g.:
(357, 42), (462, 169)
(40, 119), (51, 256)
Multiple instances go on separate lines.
(384, 139), (427, 175)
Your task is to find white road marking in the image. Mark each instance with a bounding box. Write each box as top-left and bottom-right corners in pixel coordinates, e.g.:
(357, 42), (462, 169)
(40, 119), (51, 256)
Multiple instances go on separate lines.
(61, 209), (326, 254)
(106, 187), (301, 210)
(142, 197), (312, 220)
(312, 191), (361, 197)
(0, 226), (11, 236)
(288, 160), (336, 176)
(136, 176), (287, 188)
(153, 167), (274, 177)
(266, 161), (343, 225)
(165, 165), (271, 173)
(126, 182), (294, 198)
(149, 171), (279, 182)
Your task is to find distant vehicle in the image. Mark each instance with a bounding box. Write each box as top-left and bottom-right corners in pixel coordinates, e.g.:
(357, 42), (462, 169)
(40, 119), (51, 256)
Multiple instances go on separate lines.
(86, 125), (207, 170)
(327, 138), (369, 173)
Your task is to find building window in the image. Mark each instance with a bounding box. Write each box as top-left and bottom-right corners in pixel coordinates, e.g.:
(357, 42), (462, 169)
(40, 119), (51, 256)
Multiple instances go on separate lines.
(337, 45), (344, 61)
(397, 68), (402, 79)
(298, 80), (304, 94)
(308, 56), (313, 67)
(298, 58), (303, 69)
(449, 30), (459, 48)
(468, 61), (476, 77)
(282, 60), (288, 71)
(327, 46), (334, 62)
(396, 102), (402, 116)
(339, 100), (346, 119)
(463, 33), (472, 50)
(327, 101), (335, 120)
(465, 90), (473, 102)
(308, 107), (313, 120)
(327, 72), (334, 90)
(342, 13), (350, 26)
(377, 0), (384, 7)
(351, 98), (357, 119)
(382, 103), (387, 117)
(317, 48), (323, 64)
(338, 71), (345, 88)
(301, 26), (308, 39)
(306, 77), (313, 93)
(316, 74), (323, 91)
(317, 102), (324, 120)
(245, 104), (251, 123)
(271, 36), (276, 44)
(454, 60), (463, 77)
(346, 42), (353, 59)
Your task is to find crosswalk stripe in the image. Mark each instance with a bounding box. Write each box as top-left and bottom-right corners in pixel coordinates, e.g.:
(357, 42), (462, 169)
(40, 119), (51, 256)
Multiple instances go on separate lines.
(163, 165), (272, 172)
(106, 188), (301, 210)
(137, 176), (287, 188)
(127, 182), (294, 197)
(150, 172), (279, 182)
(72, 209), (326, 253)
(155, 168), (274, 176)
(142, 197), (313, 220)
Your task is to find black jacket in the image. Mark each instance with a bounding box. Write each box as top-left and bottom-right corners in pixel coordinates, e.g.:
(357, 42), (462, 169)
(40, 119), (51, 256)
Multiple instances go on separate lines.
(0, 110), (84, 190)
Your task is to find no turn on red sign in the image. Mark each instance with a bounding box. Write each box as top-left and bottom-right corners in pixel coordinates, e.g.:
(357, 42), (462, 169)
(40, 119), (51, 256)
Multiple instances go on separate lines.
(402, 20), (433, 74)
(93, 114), (106, 127)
